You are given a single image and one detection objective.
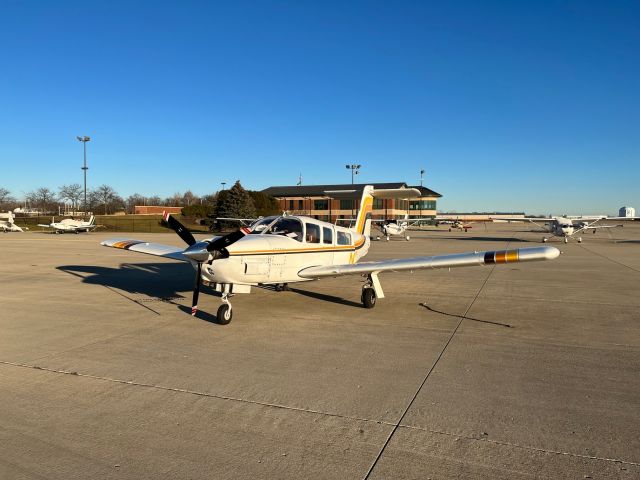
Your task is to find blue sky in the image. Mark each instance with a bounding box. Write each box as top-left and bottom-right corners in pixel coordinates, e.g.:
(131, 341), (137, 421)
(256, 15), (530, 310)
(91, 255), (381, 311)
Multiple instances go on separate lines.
(0, 0), (638, 214)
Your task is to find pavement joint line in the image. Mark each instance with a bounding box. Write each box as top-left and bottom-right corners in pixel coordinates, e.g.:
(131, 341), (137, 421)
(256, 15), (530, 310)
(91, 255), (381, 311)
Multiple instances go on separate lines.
(577, 244), (640, 273)
(399, 425), (640, 467)
(361, 238), (512, 479)
(0, 361), (397, 428)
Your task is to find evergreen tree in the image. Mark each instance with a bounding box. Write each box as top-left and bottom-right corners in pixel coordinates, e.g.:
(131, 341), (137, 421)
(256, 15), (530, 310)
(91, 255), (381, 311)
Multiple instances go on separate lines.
(248, 191), (280, 216)
(215, 181), (256, 225)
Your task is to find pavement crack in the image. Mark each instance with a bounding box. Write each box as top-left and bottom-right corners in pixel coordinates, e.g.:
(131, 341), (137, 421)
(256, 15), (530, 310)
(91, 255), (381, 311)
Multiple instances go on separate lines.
(0, 360), (395, 428)
(400, 425), (640, 467)
(577, 244), (640, 273)
(362, 238), (513, 479)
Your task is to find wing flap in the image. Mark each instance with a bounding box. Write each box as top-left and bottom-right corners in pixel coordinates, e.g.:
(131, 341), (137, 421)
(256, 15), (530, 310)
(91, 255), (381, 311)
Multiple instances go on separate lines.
(298, 246), (559, 278)
(101, 238), (188, 261)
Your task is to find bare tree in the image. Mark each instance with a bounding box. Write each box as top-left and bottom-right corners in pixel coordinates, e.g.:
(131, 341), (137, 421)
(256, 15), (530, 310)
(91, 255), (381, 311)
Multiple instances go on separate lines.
(126, 193), (147, 214)
(58, 184), (83, 212)
(148, 195), (162, 206)
(95, 184), (117, 214)
(182, 190), (198, 206)
(0, 187), (16, 209)
(28, 187), (57, 212)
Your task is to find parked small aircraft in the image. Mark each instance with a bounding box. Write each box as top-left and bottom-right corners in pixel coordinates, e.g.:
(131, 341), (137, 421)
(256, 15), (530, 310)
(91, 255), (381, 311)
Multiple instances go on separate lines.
(39, 215), (97, 234)
(497, 216), (634, 243)
(0, 211), (25, 232)
(102, 186), (560, 324)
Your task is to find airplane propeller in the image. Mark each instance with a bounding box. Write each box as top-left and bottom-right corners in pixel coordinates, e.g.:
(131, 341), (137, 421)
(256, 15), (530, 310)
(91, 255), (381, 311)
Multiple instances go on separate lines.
(162, 212), (251, 316)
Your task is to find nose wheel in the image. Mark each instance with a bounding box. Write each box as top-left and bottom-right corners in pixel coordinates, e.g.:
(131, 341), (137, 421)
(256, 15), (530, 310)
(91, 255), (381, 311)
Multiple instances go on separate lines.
(216, 293), (233, 325)
(564, 237), (569, 244)
(542, 237), (548, 242)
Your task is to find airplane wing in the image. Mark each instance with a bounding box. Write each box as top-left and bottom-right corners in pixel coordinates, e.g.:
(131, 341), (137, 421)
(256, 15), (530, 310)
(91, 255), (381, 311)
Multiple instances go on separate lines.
(101, 238), (188, 261)
(298, 246), (559, 279)
(491, 217), (553, 222)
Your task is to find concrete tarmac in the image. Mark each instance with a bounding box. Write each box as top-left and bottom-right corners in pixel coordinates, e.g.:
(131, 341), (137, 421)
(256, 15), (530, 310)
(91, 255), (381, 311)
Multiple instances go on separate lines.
(1, 223), (639, 479)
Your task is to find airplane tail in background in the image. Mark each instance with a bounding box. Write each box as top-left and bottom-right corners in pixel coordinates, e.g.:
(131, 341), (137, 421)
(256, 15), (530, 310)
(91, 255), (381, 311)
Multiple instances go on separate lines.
(88, 215), (95, 225)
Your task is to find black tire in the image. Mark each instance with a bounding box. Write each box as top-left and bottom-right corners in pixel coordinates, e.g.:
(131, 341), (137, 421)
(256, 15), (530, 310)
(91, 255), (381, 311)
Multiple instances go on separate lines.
(216, 304), (233, 325)
(361, 288), (376, 309)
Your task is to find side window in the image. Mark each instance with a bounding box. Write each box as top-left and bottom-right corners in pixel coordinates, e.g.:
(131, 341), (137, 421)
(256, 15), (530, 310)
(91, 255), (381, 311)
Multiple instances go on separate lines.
(306, 223), (320, 243)
(323, 226), (333, 244)
(337, 231), (351, 245)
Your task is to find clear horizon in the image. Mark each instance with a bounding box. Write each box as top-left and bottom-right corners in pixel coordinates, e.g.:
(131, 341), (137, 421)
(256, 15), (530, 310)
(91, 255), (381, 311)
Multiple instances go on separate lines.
(1, 1), (638, 215)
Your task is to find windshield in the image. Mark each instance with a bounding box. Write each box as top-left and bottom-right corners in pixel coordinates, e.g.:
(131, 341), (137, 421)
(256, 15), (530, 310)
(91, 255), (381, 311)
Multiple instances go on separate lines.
(249, 216), (279, 233)
(265, 217), (303, 241)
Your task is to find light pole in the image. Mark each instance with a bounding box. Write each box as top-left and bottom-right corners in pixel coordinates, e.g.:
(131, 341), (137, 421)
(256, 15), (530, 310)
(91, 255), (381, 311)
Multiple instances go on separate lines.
(221, 182), (226, 190)
(419, 169), (425, 219)
(77, 136), (90, 214)
(345, 164), (361, 218)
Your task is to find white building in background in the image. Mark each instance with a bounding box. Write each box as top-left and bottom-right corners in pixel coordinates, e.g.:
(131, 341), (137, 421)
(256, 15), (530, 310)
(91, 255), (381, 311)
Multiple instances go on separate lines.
(619, 206), (636, 217)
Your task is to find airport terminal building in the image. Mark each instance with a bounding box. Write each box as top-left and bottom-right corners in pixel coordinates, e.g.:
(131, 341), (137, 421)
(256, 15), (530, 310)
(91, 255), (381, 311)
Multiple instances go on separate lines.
(261, 182), (441, 222)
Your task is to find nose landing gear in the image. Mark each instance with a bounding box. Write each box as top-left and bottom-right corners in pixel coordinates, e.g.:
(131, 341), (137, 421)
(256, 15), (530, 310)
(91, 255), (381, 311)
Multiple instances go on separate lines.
(216, 293), (233, 325)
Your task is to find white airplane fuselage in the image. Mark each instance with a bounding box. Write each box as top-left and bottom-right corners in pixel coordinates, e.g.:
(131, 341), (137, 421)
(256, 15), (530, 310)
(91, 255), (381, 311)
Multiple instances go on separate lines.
(176, 216), (370, 287)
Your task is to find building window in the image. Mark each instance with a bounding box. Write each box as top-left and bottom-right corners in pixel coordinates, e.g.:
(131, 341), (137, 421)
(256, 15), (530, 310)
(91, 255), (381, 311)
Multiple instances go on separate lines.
(340, 199), (354, 210)
(323, 226), (333, 244)
(409, 200), (437, 210)
(306, 223), (320, 243)
(298, 199), (304, 210)
(314, 199), (328, 210)
(373, 198), (384, 209)
(288, 200), (295, 210)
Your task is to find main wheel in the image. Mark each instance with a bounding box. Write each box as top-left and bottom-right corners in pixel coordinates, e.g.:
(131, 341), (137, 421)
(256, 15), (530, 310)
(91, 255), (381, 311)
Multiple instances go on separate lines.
(542, 237), (548, 243)
(405, 236), (410, 241)
(386, 236), (390, 241)
(577, 237), (582, 243)
(216, 304), (233, 325)
(361, 288), (376, 309)
(564, 237), (569, 244)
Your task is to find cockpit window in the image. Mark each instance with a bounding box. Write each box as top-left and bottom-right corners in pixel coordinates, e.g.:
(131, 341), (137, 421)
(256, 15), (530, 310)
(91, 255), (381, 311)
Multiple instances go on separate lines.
(266, 217), (303, 241)
(337, 231), (351, 245)
(249, 216), (279, 233)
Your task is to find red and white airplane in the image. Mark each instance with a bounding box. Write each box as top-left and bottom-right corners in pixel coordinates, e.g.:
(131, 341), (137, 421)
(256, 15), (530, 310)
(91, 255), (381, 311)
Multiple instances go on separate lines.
(102, 186), (560, 324)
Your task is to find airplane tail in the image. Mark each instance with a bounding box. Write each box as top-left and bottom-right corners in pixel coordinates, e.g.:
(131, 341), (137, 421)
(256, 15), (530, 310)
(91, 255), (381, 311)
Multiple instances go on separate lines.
(88, 215), (95, 225)
(353, 186), (421, 237)
(8, 211), (14, 223)
(354, 186), (374, 237)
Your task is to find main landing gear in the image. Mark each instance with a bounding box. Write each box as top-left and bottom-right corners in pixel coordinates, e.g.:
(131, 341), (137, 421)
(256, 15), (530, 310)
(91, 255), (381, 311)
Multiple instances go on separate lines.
(274, 283), (290, 292)
(216, 293), (233, 325)
(361, 273), (384, 309)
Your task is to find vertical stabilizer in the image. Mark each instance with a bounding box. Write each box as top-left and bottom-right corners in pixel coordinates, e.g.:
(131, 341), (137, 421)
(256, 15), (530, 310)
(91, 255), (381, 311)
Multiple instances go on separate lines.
(353, 185), (374, 237)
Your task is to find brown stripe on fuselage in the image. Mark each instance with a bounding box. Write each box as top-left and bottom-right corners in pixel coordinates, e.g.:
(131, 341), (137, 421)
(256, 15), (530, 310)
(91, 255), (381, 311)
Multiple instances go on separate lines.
(494, 249), (519, 264)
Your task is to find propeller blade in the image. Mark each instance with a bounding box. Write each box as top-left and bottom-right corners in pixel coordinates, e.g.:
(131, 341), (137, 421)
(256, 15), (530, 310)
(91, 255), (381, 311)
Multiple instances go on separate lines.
(192, 262), (202, 316)
(206, 227), (251, 252)
(163, 211), (196, 246)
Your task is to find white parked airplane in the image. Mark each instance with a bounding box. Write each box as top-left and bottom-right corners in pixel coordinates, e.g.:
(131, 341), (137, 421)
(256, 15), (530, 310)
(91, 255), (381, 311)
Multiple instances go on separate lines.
(101, 186), (560, 324)
(496, 216), (635, 243)
(0, 211), (25, 232)
(39, 215), (97, 234)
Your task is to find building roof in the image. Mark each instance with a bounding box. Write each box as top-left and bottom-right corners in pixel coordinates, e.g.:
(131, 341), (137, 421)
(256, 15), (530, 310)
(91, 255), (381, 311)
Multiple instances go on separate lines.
(261, 182), (442, 198)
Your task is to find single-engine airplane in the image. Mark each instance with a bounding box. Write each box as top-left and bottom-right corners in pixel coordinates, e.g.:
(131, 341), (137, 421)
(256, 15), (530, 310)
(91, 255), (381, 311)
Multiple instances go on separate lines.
(0, 211), (25, 232)
(101, 186), (560, 324)
(496, 215), (636, 243)
(39, 215), (97, 234)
